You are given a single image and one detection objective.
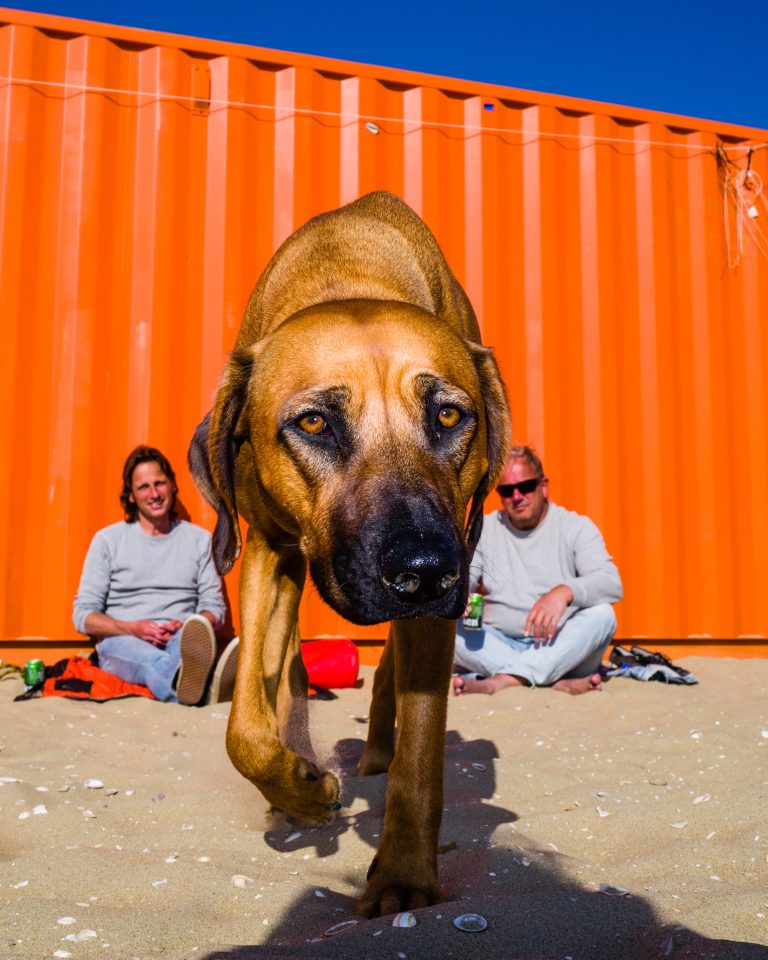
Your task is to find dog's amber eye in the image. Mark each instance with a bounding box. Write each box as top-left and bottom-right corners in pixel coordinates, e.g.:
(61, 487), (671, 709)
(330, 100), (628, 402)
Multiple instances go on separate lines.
(437, 406), (462, 429)
(297, 413), (328, 435)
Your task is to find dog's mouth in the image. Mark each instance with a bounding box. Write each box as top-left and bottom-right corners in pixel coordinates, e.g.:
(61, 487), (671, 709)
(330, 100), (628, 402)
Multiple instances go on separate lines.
(309, 496), (469, 626)
(312, 558), (468, 626)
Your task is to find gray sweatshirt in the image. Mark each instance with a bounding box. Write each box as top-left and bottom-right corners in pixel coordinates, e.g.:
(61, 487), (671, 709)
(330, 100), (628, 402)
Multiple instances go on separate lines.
(470, 503), (622, 637)
(73, 520), (226, 635)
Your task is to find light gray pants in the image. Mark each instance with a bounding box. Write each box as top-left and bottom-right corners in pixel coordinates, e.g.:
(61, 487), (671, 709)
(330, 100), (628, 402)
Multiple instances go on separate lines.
(453, 604), (617, 687)
(96, 630), (182, 702)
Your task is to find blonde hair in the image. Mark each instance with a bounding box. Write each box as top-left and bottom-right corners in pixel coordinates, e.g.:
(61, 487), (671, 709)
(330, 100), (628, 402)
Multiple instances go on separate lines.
(506, 445), (544, 477)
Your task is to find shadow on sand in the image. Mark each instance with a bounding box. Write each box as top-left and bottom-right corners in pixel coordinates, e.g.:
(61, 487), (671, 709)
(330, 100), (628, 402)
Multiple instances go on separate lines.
(198, 730), (766, 960)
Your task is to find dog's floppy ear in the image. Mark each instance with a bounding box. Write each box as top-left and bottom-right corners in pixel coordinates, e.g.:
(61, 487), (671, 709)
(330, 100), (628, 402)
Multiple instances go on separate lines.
(465, 341), (511, 554)
(188, 347), (256, 575)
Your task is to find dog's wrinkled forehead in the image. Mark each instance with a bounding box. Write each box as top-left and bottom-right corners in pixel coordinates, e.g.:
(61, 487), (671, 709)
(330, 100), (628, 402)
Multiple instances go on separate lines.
(255, 301), (481, 411)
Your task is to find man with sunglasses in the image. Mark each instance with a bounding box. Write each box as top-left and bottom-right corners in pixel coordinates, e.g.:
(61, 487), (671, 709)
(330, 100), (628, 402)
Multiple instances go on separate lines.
(453, 445), (622, 696)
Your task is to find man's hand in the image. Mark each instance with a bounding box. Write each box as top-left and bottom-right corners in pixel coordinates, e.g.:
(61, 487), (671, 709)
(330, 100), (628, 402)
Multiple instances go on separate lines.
(524, 585), (574, 643)
(82, 612), (184, 646)
(131, 619), (183, 648)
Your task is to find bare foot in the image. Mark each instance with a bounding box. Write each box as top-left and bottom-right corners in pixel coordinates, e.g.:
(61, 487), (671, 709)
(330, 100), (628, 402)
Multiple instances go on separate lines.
(452, 672), (602, 697)
(452, 674), (528, 696)
(551, 673), (602, 695)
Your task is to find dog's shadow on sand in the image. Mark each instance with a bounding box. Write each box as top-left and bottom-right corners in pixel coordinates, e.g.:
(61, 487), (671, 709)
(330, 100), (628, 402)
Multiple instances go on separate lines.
(207, 730), (768, 960)
(262, 729), (513, 860)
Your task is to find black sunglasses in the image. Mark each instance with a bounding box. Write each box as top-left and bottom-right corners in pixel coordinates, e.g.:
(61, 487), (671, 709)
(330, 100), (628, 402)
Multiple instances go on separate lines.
(496, 477), (544, 498)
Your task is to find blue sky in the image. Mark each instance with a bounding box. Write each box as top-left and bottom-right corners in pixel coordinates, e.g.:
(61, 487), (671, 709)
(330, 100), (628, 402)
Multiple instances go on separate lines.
(5, 0), (768, 131)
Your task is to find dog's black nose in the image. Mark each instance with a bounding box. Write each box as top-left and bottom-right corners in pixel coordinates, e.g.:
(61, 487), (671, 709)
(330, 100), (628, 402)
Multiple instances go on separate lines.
(381, 535), (460, 604)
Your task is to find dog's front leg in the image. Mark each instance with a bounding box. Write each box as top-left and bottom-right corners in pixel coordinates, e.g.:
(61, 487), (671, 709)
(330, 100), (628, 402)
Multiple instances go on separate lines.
(227, 529), (340, 822)
(275, 623), (315, 760)
(357, 616), (454, 916)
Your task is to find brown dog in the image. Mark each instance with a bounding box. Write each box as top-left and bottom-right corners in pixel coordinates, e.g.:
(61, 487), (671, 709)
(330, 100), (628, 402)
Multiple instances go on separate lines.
(189, 191), (510, 916)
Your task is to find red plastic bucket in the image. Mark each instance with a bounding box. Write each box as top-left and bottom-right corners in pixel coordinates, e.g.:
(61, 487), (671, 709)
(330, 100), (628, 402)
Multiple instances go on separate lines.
(300, 639), (359, 689)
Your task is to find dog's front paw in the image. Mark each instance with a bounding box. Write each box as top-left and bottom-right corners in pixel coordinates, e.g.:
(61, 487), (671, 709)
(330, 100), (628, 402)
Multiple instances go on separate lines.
(355, 851), (445, 917)
(228, 736), (341, 823)
(262, 756), (341, 824)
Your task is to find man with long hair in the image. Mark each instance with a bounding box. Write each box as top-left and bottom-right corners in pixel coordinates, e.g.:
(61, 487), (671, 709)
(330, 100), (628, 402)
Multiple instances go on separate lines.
(73, 445), (233, 704)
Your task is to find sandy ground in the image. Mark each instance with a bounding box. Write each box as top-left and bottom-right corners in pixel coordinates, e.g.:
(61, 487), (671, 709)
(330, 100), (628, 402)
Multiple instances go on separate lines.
(1, 657), (767, 960)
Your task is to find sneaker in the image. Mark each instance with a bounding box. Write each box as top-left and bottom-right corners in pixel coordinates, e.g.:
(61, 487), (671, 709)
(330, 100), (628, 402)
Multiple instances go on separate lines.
(630, 645), (692, 679)
(206, 636), (239, 705)
(609, 645), (639, 667)
(176, 615), (216, 706)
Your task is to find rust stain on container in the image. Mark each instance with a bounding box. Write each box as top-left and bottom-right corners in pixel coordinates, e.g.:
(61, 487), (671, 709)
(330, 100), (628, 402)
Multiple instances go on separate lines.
(0, 8), (766, 644)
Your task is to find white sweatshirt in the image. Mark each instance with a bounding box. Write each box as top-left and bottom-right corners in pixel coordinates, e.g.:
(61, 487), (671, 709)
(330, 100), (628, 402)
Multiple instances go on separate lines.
(470, 503), (623, 637)
(73, 520), (225, 635)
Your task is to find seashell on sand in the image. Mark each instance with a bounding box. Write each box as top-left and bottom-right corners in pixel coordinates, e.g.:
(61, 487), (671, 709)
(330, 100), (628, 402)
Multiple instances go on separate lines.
(599, 884), (630, 896)
(392, 911), (417, 928)
(324, 920), (359, 936)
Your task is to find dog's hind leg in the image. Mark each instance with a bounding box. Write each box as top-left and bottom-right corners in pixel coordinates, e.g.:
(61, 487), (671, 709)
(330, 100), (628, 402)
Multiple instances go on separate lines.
(358, 628), (396, 776)
(226, 530), (340, 822)
(357, 616), (454, 916)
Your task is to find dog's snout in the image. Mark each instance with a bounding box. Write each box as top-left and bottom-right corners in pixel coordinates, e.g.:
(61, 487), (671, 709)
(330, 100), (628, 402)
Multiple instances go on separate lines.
(329, 492), (469, 623)
(381, 536), (460, 604)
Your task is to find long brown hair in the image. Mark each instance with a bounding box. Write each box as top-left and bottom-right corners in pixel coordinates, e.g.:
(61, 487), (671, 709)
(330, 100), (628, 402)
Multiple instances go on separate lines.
(120, 445), (178, 523)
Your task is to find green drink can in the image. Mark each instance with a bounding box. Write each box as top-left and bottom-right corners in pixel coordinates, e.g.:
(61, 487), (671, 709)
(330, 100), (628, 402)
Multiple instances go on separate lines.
(23, 659), (45, 687)
(463, 593), (484, 630)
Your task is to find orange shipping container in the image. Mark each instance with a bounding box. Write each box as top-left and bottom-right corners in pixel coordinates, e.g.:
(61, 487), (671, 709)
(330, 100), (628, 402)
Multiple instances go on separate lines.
(0, 8), (767, 650)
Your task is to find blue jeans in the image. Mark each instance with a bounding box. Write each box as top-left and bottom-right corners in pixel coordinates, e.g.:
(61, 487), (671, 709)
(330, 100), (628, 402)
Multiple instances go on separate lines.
(454, 604), (617, 687)
(96, 629), (182, 702)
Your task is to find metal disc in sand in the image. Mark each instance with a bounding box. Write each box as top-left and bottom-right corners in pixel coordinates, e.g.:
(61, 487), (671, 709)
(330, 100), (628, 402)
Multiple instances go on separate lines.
(453, 913), (488, 932)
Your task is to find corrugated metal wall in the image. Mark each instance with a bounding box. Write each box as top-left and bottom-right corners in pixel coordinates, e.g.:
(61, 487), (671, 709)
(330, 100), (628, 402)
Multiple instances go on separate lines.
(1, 8), (767, 642)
